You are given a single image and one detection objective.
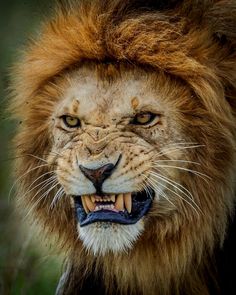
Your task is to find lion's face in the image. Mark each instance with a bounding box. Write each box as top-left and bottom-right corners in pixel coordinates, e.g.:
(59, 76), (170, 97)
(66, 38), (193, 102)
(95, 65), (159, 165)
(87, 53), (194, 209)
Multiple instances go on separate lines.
(47, 64), (197, 254)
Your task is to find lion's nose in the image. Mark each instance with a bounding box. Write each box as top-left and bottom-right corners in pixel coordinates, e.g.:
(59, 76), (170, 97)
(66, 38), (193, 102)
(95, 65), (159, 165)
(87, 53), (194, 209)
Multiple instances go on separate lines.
(79, 163), (115, 194)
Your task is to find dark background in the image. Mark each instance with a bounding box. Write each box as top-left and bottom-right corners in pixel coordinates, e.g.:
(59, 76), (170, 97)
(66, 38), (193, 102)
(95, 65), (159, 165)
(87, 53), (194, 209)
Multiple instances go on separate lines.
(0, 1), (62, 294)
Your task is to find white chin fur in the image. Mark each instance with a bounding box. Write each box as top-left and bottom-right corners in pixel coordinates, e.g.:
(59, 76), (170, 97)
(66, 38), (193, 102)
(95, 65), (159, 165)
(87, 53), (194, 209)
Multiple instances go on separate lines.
(78, 221), (144, 255)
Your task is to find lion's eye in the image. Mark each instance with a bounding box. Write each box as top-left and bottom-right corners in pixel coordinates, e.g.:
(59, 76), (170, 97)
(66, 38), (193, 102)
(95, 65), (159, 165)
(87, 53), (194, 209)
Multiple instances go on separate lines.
(131, 112), (159, 126)
(61, 115), (81, 128)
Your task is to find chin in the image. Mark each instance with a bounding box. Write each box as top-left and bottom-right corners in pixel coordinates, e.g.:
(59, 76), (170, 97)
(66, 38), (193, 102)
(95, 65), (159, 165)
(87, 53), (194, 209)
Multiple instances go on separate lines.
(78, 221), (144, 255)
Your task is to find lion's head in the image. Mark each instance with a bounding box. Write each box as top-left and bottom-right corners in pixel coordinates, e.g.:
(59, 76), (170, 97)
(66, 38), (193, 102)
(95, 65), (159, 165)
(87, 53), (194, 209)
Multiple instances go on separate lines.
(10, 0), (236, 294)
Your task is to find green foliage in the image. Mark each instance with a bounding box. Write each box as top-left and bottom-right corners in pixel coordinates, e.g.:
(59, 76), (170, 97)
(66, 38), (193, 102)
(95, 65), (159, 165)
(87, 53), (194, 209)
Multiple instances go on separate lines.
(0, 1), (61, 294)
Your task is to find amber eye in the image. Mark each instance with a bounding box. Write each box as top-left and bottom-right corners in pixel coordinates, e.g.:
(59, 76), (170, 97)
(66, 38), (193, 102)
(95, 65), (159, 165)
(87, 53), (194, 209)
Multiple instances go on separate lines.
(131, 112), (159, 126)
(61, 115), (81, 128)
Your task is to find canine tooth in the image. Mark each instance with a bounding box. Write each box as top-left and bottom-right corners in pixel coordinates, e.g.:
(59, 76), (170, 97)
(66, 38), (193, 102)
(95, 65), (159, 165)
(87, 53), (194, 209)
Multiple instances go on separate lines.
(81, 196), (89, 214)
(91, 196), (96, 203)
(111, 195), (115, 202)
(85, 195), (96, 212)
(115, 194), (124, 211)
(124, 193), (132, 213)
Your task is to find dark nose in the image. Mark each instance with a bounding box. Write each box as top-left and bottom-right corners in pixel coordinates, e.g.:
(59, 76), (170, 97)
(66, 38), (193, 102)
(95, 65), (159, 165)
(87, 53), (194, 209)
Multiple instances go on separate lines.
(79, 163), (115, 194)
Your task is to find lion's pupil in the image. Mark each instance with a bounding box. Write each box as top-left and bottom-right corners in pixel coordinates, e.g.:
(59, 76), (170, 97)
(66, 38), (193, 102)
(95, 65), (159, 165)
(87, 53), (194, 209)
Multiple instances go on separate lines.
(137, 113), (151, 123)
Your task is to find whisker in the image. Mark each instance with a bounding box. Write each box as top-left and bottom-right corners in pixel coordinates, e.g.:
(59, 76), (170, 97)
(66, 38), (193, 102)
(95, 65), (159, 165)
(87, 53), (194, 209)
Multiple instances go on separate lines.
(156, 145), (205, 158)
(153, 159), (200, 165)
(8, 164), (49, 201)
(49, 151), (62, 157)
(26, 154), (47, 163)
(151, 171), (195, 200)
(149, 171), (195, 201)
(149, 176), (201, 216)
(146, 177), (176, 208)
(23, 171), (56, 195)
(57, 189), (66, 203)
(50, 187), (65, 210)
(24, 181), (59, 220)
(166, 142), (200, 146)
(23, 174), (57, 202)
(137, 179), (152, 200)
(30, 177), (58, 202)
(153, 164), (211, 182)
(19, 179), (59, 220)
(149, 173), (202, 214)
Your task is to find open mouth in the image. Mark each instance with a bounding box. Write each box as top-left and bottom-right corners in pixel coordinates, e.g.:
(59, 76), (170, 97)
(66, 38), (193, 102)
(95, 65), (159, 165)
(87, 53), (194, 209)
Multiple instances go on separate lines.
(73, 189), (154, 226)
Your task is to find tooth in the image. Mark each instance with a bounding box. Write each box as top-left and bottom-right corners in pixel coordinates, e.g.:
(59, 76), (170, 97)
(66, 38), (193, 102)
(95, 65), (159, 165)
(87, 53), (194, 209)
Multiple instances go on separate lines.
(81, 196), (89, 214)
(124, 193), (132, 213)
(111, 195), (115, 202)
(115, 194), (124, 211)
(84, 195), (96, 212)
(95, 195), (100, 201)
(91, 196), (96, 203)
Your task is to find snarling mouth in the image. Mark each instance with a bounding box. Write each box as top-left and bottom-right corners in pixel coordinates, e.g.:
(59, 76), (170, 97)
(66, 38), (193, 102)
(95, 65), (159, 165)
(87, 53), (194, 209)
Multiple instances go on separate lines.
(73, 189), (154, 226)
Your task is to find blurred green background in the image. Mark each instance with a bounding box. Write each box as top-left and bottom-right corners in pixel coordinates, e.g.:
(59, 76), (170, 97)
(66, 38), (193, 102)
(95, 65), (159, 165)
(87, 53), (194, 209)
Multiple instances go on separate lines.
(0, 1), (62, 294)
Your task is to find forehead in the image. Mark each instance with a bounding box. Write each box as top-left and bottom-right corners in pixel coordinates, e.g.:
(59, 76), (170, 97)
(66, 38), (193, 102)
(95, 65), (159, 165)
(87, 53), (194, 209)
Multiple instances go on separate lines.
(55, 64), (180, 120)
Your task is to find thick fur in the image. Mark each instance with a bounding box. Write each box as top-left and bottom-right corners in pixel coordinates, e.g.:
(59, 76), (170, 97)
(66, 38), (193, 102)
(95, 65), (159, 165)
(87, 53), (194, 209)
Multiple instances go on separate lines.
(10, 1), (236, 294)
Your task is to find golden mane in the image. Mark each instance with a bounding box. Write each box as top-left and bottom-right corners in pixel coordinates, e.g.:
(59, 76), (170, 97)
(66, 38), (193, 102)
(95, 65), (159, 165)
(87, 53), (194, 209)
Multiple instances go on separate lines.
(10, 1), (236, 294)
(11, 0), (236, 107)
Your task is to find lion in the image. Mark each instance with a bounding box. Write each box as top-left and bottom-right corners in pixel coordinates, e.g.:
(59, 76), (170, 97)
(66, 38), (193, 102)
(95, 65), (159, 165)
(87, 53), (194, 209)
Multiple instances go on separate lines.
(9, 0), (236, 294)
